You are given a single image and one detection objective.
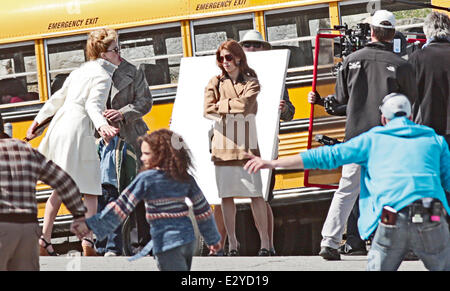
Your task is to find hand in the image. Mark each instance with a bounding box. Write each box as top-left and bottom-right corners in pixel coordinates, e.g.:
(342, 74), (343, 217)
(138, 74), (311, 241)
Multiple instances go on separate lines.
(279, 100), (287, 113)
(26, 121), (40, 141)
(98, 124), (119, 143)
(70, 217), (91, 240)
(243, 153), (275, 174)
(208, 242), (222, 255)
(103, 109), (124, 122)
(307, 91), (319, 104)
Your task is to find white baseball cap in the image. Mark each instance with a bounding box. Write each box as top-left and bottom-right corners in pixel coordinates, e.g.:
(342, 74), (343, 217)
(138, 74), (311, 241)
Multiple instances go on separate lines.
(371, 10), (396, 29)
(239, 30), (272, 50)
(379, 93), (411, 120)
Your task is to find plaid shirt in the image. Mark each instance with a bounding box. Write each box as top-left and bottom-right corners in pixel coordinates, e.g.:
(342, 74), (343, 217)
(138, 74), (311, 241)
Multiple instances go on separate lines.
(0, 138), (86, 221)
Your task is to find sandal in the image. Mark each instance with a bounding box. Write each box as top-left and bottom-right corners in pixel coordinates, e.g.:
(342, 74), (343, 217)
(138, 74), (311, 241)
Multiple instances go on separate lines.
(82, 238), (97, 257)
(39, 236), (58, 256)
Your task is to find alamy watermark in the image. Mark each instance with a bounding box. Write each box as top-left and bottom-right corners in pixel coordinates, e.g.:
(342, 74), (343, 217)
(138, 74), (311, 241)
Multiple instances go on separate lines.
(172, 113), (259, 151)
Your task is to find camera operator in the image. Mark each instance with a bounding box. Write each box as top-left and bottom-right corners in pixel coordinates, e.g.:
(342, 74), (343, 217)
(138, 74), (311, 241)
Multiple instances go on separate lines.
(308, 10), (418, 260)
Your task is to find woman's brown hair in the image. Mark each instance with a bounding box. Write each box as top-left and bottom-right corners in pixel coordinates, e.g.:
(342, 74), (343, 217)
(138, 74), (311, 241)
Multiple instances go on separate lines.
(86, 28), (117, 61)
(138, 129), (194, 182)
(216, 39), (257, 79)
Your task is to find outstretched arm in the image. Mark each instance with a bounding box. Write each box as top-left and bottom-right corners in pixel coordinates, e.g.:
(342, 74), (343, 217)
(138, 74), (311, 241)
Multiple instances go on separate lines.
(244, 153), (304, 174)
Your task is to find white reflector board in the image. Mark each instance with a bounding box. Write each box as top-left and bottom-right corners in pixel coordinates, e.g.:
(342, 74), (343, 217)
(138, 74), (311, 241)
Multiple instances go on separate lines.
(170, 49), (290, 205)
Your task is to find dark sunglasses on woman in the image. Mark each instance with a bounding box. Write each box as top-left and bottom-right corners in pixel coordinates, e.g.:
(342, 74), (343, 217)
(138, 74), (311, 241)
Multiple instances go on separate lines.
(218, 54), (234, 63)
(107, 47), (120, 54)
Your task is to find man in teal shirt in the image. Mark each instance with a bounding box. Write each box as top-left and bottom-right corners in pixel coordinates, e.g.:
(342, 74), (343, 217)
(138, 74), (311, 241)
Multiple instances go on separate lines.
(245, 93), (450, 271)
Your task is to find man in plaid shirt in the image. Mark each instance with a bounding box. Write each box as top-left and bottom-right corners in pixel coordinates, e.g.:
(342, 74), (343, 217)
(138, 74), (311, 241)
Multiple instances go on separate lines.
(0, 114), (87, 271)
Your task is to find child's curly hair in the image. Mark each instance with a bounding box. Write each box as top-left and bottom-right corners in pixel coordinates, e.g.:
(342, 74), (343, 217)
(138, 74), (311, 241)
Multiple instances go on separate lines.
(138, 129), (194, 182)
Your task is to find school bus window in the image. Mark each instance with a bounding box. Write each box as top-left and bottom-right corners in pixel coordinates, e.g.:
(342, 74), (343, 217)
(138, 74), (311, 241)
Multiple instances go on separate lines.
(47, 37), (87, 94)
(339, 0), (429, 54)
(265, 5), (330, 72)
(118, 25), (182, 86)
(0, 43), (39, 106)
(192, 14), (253, 56)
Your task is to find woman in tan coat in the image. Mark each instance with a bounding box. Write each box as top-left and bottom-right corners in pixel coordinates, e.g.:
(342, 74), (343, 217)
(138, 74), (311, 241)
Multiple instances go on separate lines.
(204, 40), (269, 256)
(26, 28), (120, 256)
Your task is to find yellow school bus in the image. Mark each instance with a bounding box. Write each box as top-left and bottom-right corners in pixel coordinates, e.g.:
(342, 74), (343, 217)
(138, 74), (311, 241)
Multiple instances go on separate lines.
(0, 0), (442, 255)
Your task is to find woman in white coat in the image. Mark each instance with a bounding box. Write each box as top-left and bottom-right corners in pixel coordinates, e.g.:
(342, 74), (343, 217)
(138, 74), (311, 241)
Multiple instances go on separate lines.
(26, 28), (120, 256)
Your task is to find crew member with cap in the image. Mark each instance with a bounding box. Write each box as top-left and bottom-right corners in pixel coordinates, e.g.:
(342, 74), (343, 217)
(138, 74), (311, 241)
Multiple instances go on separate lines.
(245, 93), (450, 271)
(0, 114), (87, 270)
(307, 10), (418, 260)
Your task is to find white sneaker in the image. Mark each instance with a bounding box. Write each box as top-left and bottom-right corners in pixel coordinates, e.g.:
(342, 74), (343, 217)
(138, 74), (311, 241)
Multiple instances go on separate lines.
(104, 251), (118, 257)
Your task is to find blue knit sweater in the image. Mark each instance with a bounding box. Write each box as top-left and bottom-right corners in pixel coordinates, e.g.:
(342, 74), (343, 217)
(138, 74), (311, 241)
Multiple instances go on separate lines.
(86, 169), (220, 255)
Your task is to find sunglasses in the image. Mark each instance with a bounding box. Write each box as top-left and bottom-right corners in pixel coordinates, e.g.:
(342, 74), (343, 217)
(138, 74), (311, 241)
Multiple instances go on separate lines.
(243, 42), (262, 49)
(218, 54), (234, 63)
(107, 47), (120, 54)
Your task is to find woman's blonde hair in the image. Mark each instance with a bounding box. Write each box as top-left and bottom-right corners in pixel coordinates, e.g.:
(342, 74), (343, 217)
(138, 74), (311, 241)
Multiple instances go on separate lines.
(86, 28), (117, 61)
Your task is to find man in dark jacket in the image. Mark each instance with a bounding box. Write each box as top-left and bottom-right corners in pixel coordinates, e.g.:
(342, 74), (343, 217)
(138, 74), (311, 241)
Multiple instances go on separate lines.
(408, 11), (450, 146)
(308, 10), (418, 260)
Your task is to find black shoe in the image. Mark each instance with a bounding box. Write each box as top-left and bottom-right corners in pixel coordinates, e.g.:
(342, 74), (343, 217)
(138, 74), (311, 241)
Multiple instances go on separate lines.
(269, 247), (277, 256)
(257, 248), (270, 256)
(319, 246), (341, 261)
(338, 243), (367, 256)
(228, 249), (239, 256)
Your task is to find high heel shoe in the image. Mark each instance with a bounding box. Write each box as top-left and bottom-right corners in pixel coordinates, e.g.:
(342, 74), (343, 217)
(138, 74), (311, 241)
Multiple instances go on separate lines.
(82, 238), (97, 256)
(39, 236), (58, 256)
(257, 248), (270, 256)
(228, 242), (240, 256)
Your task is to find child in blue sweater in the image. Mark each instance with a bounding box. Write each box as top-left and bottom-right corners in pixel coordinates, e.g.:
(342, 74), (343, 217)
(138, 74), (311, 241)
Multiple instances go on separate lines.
(73, 129), (221, 270)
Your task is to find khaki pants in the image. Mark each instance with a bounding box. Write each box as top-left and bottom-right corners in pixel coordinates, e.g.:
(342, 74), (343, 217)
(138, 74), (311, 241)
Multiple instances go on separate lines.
(0, 222), (41, 271)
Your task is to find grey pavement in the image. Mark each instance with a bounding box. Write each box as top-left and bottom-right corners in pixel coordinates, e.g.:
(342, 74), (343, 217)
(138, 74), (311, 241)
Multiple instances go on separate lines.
(40, 255), (427, 271)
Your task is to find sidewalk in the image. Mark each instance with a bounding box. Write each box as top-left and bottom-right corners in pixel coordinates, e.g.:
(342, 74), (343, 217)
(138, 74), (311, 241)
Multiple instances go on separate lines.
(40, 255), (427, 271)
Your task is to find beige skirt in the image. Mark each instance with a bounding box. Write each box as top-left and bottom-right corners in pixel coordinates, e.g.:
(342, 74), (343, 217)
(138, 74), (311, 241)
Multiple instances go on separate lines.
(215, 165), (263, 198)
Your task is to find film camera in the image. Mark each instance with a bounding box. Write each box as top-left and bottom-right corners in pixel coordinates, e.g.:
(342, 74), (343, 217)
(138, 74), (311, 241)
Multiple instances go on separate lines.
(320, 23), (371, 116)
(334, 23), (371, 58)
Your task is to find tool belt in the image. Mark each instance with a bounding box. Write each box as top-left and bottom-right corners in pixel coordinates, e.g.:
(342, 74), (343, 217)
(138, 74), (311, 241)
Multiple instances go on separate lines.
(400, 198), (444, 224)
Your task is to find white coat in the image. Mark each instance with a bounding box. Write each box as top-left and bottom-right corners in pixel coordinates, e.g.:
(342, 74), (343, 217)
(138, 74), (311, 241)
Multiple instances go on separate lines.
(35, 58), (117, 195)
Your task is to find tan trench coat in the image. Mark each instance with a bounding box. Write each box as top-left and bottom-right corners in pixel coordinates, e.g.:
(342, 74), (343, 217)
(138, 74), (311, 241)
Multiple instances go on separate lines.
(204, 74), (261, 165)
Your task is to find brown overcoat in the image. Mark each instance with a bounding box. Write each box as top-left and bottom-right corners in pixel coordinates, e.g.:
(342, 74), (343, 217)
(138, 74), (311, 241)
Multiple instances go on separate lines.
(204, 74), (261, 165)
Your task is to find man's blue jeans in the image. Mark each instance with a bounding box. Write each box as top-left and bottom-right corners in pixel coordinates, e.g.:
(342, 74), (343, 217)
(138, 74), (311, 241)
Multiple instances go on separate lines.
(95, 184), (123, 255)
(367, 206), (450, 271)
(155, 240), (196, 271)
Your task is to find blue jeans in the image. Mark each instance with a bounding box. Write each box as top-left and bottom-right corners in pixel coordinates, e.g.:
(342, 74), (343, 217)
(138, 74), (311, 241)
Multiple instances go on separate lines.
(95, 184), (123, 255)
(367, 206), (450, 271)
(155, 240), (196, 271)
